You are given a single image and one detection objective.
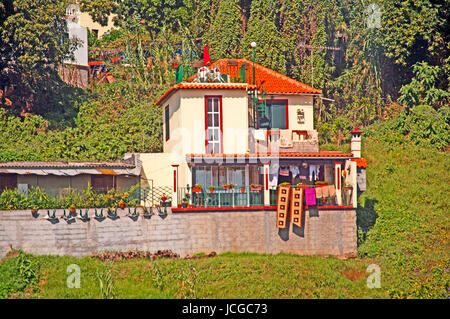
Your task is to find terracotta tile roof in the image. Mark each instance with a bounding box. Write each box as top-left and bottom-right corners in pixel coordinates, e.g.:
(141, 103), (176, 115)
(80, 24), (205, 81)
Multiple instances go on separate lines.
(351, 158), (368, 168)
(155, 58), (322, 105)
(197, 59), (322, 95)
(154, 82), (255, 105)
(186, 151), (353, 159)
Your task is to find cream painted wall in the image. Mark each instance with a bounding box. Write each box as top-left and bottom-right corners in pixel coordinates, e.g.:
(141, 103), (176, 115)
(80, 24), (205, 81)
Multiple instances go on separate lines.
(281, 95), (314, 131)
(140, 153), (175, 188)
(79, 12), (116, 38)
(163, 88), (250, 156)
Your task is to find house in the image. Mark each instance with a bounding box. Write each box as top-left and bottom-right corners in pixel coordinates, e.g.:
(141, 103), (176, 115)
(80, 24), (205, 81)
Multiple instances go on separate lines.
(0, 154), (141, 197)
(141, 58), (367, 209)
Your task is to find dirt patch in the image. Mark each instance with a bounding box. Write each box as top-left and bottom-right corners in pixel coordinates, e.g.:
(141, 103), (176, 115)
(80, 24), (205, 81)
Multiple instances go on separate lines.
(341, 268), (366, 281)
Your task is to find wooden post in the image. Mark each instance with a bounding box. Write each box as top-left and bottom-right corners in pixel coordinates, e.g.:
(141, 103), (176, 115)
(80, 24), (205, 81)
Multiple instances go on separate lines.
(263, 162), (270, 206)
(171, 164), (179, 208)
(334, 162), (342, 205)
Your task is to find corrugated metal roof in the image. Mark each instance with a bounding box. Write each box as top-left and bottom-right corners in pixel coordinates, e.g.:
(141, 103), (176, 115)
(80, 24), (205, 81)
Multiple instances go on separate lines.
(0, 154), (141, 176)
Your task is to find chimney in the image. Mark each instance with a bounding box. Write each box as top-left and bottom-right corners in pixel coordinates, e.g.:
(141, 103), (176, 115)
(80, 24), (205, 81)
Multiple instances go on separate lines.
(351, 126), (362, 158)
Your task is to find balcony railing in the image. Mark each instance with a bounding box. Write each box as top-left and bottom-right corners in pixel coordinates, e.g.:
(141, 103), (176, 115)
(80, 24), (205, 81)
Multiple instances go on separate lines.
(178, 186), (263, 208)
(177, 184), (353, 209)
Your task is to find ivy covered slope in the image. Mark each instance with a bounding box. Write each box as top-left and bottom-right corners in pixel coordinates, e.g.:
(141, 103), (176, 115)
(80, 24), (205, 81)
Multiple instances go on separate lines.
(0, 81), (164, 161)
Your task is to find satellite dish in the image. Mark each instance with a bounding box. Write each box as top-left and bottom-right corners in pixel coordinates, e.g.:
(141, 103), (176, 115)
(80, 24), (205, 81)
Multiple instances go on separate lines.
(65, 4), (81, 24)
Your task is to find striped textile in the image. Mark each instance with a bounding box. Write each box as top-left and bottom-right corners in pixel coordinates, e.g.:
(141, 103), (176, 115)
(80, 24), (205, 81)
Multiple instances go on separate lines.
(290, 187), (304, 228)
(276, 185), (290, 228)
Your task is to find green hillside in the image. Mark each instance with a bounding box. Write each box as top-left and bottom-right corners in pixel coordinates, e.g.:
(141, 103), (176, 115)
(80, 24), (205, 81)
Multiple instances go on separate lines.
(1, 135), (448, 299)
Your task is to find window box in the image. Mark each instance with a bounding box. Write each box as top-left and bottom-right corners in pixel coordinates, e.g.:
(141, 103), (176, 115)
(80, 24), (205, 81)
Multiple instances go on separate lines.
(250, 184), (261, 191)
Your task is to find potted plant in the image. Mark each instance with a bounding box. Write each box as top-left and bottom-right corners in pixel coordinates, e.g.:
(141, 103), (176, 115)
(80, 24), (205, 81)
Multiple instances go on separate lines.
(31, 206), (39, 215)
(296, 183), (309, 189)
(69, 204), (76, 214)
(222, 183), (234, 190)
(250, 184), (262, 191)
(119, 200), (125, 209)
(192, 184), (202, 192)
(279, 182), (290, 187)
(208, 186), (215, 193)
(240, 186), (245, 193)
(160, 194), (171, 207)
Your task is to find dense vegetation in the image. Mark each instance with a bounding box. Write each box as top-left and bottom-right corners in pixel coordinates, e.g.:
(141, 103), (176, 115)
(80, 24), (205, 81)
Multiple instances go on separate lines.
(0, 0), (448, 161)
(0, 0), (448, 299)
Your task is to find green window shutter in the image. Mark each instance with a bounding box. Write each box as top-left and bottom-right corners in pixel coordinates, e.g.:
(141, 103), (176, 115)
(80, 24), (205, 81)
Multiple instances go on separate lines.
(239, 64), (246, 83)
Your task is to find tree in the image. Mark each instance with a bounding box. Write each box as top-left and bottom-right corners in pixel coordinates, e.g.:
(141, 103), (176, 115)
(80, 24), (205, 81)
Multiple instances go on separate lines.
(204, 0), (243, 61)
(398, 62), (450, 109)
(242, 0), (287, 74)
(0, 0), (80, 116)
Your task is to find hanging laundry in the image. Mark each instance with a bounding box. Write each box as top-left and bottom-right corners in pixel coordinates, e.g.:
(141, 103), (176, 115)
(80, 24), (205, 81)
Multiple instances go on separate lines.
(299, 163), (309, 180)
(290, 165), (299, 178)
(254, 129), (266, 141)
(305, 188), (317, 206)
(315, 186), (323, 199)
(328, 185), (336, 197)
(309, 165), (321, 181)
(279, 166), (290, 176)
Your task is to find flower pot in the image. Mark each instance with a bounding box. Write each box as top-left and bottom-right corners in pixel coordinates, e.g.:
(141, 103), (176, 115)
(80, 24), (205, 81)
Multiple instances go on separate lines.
(240, 187), (245, 193)
(70, 208), (76, 213)
(250, 185), (261, 191)
(209, 189), (214, 193)
(192, 187), (202, 193)
(223, 185), (233, 190)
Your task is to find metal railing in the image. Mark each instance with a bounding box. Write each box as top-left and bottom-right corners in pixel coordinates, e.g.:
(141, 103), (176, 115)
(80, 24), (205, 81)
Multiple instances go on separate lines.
(130, 186), (173, 207)
(178, 186), (264, 208)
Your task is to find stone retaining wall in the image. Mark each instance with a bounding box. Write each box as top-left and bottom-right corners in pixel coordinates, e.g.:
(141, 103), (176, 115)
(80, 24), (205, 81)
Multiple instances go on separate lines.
(0, 208), (357, 259)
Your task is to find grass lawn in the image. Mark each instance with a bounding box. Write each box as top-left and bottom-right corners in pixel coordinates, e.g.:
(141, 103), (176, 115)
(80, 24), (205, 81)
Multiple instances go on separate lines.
(1, 138), (448, 299)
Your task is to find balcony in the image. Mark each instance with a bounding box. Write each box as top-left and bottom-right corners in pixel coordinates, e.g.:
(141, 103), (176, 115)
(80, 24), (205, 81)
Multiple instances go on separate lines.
(175, 183), (353, 211)
(177, 185), (264, 208)
(249, 129), (319, 153)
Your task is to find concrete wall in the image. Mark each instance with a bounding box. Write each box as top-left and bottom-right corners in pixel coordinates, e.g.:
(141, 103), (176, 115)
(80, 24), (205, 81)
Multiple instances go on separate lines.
(0, 208), (357, 259)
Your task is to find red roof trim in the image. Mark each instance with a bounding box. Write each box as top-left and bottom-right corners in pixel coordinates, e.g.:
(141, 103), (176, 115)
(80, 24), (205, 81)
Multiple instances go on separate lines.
(351, 158), (368, 168)
(186, 152), (353, 159)
(154, 83), (255, 105)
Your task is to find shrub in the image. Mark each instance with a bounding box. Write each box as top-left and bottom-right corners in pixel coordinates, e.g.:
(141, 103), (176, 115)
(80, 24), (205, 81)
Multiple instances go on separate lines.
(0, 250), (38, 299)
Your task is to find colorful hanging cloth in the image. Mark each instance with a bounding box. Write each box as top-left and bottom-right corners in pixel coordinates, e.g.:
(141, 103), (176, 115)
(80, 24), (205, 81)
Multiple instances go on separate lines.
(305, 188), (316, 206)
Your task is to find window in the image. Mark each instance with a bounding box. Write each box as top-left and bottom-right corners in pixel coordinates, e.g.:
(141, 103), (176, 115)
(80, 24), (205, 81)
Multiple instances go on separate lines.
(91, 175), (115, 193)
(258, 100), (288, 129)
(205, 96), (222, 154)
(193, 166), (250, 188)
(0, 174), (17, 192)
(165, 105), (170, 141)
